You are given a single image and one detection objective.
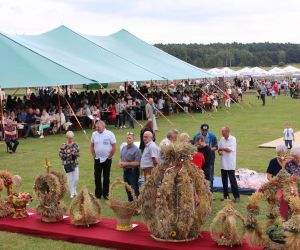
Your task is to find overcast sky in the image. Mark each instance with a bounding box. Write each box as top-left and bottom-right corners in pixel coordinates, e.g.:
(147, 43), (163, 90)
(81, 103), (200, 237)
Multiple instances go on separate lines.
(0, 0), (299, 44)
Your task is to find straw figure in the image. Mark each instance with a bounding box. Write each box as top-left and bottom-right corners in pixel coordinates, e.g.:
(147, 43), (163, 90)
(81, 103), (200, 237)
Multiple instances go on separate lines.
(69, 187), (101, 226)
(139, 143), (212, 241)
(210, 199), (245, 247)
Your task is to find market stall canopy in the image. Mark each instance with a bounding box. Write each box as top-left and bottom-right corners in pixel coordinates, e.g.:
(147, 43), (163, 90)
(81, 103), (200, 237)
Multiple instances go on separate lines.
(249, 67), (269, 77)
(220, 67), (237, 77)
(268, 67), (285, 76)
(236, 67), (252, 76)
(207, 68), (222, 77)
(0, 32), (93, 88)
(283, 65), (300, 74)
(84, 28), (211, 80)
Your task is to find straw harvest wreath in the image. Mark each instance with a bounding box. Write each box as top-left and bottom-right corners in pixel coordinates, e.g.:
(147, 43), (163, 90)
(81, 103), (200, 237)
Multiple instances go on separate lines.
(139, 143), (212, 242)
(69, 187), (101, 226)
(245, 169), (300, 250)
(33, 159), (67, 222)
(0, 171), (14, 217)
(210, 199), (245, 247)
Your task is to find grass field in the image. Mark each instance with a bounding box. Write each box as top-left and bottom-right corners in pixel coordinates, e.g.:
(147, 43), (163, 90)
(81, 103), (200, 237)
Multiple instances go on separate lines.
(0, 94), (299, 249)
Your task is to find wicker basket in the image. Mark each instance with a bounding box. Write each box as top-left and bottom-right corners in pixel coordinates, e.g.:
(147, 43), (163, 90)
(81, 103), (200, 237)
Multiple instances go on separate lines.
(108, 179), (137, 231)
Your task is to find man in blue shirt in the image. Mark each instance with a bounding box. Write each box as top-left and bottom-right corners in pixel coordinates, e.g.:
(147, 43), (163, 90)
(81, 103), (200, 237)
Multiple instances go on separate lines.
(193, 124), (218, 191)
(260, 82), (267, 106)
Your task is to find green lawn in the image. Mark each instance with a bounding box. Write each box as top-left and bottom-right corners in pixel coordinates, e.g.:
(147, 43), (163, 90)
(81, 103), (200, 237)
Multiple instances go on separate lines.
(0, 94), (299, 249)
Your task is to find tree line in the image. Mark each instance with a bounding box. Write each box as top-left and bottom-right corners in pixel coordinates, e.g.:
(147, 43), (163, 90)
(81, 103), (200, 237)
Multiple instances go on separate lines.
(154, 42), (300, 68)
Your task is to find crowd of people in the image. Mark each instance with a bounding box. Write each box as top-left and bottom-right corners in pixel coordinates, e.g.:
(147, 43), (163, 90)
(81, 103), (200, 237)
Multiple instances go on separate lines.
(61, 120), (240, 203)
(0, 81), (239, 151)
(1, 79), (299, 208)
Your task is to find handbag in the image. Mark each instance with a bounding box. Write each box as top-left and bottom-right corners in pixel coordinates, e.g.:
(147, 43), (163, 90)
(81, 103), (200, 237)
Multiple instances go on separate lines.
(64, 164), (76, 173)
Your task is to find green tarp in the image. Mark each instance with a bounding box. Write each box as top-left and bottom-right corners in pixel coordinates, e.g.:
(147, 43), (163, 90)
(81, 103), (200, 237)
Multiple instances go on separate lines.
(0, 26), (210, 88)
(85, 29), (210, 80)
(0, 33), (93, 88)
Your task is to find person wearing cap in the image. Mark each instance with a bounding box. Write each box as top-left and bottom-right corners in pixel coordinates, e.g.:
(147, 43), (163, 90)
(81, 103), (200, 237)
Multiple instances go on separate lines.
(59, 131), (80, 198)
(119, 132), (142, 201)
(4, 119), (19, 153)
(193, 123), (218, 191)
(218, 127), (240, 202)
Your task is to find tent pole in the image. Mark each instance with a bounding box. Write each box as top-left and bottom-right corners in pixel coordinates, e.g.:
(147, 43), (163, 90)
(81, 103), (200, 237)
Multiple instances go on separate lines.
(12, 88), (19, 97)
(0, 88), (5, 140)
(57, 85), (62, 133)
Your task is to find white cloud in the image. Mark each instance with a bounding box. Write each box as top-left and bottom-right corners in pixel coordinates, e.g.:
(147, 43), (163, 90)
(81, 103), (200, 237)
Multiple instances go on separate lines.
(0, 0), (299, 44)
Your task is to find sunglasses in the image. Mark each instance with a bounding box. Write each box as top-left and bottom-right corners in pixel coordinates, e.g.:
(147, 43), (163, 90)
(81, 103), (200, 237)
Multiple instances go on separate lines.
(127, 132), (134, 136)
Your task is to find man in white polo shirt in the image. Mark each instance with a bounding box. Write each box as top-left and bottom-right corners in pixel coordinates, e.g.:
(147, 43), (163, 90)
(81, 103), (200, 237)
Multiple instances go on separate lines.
(90, 121), (116, 200)
(218, 127), (240, 203)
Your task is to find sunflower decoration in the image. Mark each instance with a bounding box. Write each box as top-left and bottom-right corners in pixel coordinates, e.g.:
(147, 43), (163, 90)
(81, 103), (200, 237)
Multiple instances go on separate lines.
(69, 187), (101, 227)
(210, 199), (245, 247)
(33, 159), (67, 223)
(139, 143), (212, 242)
(245, 169), (300, 250)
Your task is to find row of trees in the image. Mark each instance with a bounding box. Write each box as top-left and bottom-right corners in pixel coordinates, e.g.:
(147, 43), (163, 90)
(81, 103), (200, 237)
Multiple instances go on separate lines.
(154, 43), (300, 68)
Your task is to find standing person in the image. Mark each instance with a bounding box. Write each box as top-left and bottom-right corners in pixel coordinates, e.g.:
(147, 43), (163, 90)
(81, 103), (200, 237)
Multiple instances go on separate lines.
(224, 91), (231, 112)
(90, 121), (116, 200)
(145, 98), (158, 131)
(193, 124), (218, 191)
(260, 82), (267, 106)
(196, 136), (212, 181)
(140, 131), (159, 181)
(59, 131), (80, 198)
(283, 122), (295, 149)
(4, 119), (19, 153)
(218, 127), (240, 202)
(139, 120), (156, 152)
(119, 132), (142, 201)
(159, 129), (178, 147)
(126, 95), (136, 129)
(115, 97), (121, 129)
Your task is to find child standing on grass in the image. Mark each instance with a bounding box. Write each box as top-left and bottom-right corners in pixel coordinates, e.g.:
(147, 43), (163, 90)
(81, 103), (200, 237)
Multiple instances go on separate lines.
(224, 92), (231, 112)
(283, 122), (295, 149)
(271, 88), (276, 101)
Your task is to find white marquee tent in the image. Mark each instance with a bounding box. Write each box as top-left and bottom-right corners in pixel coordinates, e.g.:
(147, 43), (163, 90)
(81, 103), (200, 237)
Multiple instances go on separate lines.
(236, 67), (252, 76)
(283, 65), (300, 75)
(268, 67), (285, 76)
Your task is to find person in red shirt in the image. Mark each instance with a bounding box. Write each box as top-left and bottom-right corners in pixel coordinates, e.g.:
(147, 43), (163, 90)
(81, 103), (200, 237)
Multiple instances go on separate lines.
(191, 150), (205, 170)
(107, 103), (116, 125)
(4, 119), (19, 153)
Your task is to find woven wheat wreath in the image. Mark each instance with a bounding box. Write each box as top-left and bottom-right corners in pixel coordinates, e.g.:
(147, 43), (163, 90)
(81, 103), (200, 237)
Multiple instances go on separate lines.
(69, 187), (101, 226)
(245, 169), (300, 250)
(210, 199), (245, 247)
(139, 143), (212, 242)
(34, 159), (67, 223)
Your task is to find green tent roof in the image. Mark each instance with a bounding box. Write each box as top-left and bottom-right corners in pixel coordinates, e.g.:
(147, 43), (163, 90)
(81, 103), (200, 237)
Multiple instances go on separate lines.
(0, 26), (210, 88)
(85, 29), (211, 80)
(0, 32), (93, 88)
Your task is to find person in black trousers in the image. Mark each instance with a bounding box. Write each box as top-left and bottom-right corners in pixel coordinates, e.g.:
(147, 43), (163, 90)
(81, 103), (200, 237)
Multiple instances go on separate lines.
(196, 136), (211, 181)
(218, 127), (240, 203)
(90, 121), (116, 200)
